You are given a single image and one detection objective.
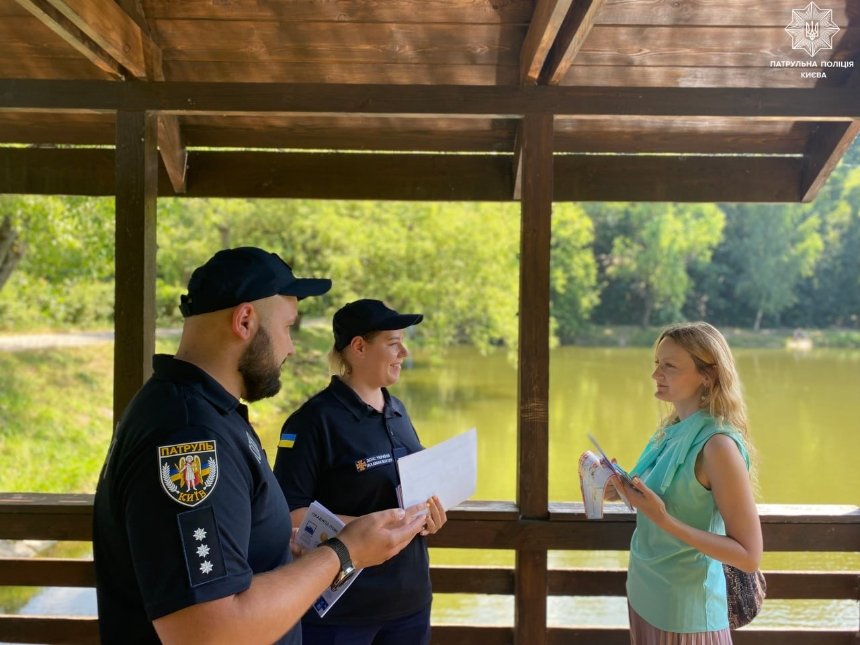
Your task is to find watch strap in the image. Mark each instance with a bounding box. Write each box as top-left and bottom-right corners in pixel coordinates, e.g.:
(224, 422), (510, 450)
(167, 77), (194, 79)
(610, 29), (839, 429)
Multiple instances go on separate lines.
(320, 536), (352, 570)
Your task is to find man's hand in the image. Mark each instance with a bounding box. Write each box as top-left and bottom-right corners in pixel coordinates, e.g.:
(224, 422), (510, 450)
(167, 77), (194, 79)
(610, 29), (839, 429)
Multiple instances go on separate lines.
(336, 503), (427, 569)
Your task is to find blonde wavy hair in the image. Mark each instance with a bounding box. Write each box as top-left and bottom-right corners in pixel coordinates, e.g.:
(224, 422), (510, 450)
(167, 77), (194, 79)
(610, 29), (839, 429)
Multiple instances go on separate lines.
(655, 322), (756, 467)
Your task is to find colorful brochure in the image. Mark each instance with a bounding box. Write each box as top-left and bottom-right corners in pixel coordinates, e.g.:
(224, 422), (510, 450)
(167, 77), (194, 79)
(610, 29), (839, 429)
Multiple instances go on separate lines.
(295, 500), (363, 617)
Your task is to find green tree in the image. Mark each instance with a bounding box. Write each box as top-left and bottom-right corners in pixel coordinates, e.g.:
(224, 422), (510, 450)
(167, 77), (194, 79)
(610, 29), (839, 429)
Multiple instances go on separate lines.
(0, 196), (115, 328)
(157, 199), (525, 350)
(550, 204), (599, 343)
(786, 165), (860, 328)
(723, 204), (823, 330)
(603, 203), (725, 326)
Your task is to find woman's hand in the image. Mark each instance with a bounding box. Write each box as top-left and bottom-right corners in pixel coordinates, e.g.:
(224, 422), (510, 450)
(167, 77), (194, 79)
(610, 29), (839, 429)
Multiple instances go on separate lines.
(420, 496), (447, 536)
(617, 476), (668, 526)
(289, 527), (308, 559)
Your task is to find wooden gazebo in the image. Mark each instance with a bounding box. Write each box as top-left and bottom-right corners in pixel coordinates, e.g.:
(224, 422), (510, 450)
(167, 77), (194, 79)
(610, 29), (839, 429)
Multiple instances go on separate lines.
(1, 0), (858, 643)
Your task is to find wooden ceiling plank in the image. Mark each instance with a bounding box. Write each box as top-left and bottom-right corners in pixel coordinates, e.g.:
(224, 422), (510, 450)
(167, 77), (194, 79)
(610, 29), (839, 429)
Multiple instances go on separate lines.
(571, 25), (860, 68)
(0, 147), (805, 203)
(13, 0), (124, 78)
(594, 0), (853, 27)
(37, 0), (150, 78)
(150, 22), (524, 68)
(541, 0), (608, 85)
(1, 81), (858, 121)
(141, 0), (535, 24)
(161, 60), (518, 85)
(520, 0), (574, 83)
(800, 120), (860, 202)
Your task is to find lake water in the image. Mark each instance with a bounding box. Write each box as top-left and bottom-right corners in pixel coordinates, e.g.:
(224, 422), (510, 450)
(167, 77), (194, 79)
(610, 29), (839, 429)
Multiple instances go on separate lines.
(16, 346), (860, 630)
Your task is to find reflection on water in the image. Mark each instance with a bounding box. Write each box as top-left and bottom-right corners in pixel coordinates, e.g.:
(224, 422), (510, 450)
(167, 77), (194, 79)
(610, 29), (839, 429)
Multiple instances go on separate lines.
(397, 346), (860, 629)
(17, 587), (95, 615)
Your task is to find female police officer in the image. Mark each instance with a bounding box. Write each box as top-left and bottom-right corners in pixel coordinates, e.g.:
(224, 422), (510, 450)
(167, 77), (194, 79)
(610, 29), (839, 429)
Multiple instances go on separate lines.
(273, 298), (446, 645)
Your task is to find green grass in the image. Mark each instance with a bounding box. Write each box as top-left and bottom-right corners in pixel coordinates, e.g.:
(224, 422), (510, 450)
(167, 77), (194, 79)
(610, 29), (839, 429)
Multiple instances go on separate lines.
(0, 347), (114, 493)
(0, 326), (335, 494)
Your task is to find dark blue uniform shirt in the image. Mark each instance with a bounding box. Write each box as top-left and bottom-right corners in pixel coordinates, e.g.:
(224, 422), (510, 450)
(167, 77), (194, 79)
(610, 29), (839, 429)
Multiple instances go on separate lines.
(93, 355), (299, 645)
(273, 376), (431, 625)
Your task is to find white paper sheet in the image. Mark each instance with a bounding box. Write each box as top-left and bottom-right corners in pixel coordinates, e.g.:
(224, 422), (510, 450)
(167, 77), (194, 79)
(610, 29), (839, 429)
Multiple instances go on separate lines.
(397, 428), (477, 510)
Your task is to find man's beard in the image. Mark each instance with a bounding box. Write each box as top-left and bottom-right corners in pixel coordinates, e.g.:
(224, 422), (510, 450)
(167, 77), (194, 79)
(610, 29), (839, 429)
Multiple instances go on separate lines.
(238, 324), (282, 402)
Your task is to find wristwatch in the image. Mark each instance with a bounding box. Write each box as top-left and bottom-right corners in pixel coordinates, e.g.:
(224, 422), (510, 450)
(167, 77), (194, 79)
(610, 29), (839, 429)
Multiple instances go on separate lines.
(320, 537), (357, 591)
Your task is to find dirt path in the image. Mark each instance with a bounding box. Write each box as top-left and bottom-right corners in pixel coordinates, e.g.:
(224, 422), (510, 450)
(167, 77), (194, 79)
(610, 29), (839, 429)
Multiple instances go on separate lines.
(0, 331), (115, 351)
(0, 329), (184, 352)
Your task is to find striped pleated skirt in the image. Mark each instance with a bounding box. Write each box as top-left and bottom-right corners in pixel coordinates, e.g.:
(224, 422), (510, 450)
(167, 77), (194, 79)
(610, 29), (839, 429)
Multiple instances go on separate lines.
(628, 604), (733, 645)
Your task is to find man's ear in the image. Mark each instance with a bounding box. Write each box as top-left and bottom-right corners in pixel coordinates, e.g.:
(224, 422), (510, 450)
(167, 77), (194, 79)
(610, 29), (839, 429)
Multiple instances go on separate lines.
(231, 303), (257, 340)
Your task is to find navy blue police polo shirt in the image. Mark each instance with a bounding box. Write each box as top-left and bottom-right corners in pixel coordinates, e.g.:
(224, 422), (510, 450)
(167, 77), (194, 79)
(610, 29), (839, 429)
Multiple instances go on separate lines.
(93, 355), (299, 645)
(273, 376), (432, 625)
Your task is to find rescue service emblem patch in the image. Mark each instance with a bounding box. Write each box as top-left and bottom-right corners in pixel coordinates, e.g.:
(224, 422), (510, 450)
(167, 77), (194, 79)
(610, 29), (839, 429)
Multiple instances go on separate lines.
(158, 441), (219, 507)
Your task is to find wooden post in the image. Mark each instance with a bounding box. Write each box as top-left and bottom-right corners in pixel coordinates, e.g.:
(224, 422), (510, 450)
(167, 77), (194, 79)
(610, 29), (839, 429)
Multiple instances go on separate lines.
(515, 113), (553, 645)
(113, 111), (157, 428)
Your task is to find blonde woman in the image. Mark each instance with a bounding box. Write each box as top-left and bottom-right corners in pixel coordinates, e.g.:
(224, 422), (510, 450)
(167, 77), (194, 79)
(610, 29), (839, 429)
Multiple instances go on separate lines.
(612, 322), (762, 644)
(273, 299), (445, 645)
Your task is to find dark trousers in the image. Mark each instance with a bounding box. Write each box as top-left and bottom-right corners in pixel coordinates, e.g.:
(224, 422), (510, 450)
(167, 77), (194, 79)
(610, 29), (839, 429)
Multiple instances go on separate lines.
(300, 606), (431, 645)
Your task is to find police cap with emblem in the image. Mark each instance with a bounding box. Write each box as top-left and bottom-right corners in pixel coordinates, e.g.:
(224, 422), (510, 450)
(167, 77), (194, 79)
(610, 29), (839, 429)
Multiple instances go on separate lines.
(180, 247), (332, 317)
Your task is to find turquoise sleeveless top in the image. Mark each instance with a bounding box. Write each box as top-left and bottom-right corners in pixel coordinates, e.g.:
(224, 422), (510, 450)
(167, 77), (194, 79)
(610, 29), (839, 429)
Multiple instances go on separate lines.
(626, 410), (749, 633)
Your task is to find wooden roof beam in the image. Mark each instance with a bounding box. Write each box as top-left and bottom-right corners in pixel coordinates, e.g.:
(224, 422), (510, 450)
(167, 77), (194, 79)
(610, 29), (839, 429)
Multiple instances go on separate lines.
(512, 123), (524, 200)
(14, 0), (125, 79)
(0, 148), (805, 203)
(115, 0), (186, 193)
(15, 0), (152, 79)
(157, 114), (187, 194)
(14, 0), (187, 192)
(2, 82), (858, 121)
(519, 0), (574, 84)
(800, 121), (860, 202)
(540, 0), (608, 85)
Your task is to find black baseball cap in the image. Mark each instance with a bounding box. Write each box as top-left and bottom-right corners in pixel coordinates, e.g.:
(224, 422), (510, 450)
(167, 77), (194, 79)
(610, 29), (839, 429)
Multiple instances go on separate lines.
(333, 299), (423, 351)
(179, 247), (332, 317)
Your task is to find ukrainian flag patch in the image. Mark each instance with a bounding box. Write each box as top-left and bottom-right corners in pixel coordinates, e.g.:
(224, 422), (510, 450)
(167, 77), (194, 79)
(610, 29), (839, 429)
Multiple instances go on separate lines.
(279, 432), (297, 449)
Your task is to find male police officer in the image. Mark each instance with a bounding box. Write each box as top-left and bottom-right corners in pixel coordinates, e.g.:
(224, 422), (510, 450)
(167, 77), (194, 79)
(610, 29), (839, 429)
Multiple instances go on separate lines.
(93, 247), (426, 645)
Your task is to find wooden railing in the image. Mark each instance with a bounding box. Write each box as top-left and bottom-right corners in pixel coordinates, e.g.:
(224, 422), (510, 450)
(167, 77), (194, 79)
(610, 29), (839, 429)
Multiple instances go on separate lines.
(1, 494), (858, 645)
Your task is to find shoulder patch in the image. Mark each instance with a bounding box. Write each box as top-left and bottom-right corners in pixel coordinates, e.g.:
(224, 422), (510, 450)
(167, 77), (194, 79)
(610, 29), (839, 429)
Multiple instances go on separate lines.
(246, 431), (263, 463)
(278, 432), (296, 449)
(159, 441), (219, 507)
(177, 506), (227, 587)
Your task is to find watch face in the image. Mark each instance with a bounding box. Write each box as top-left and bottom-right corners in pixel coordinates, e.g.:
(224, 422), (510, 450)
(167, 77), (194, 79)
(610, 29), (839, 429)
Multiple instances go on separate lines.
(332, 565), (357, 591)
